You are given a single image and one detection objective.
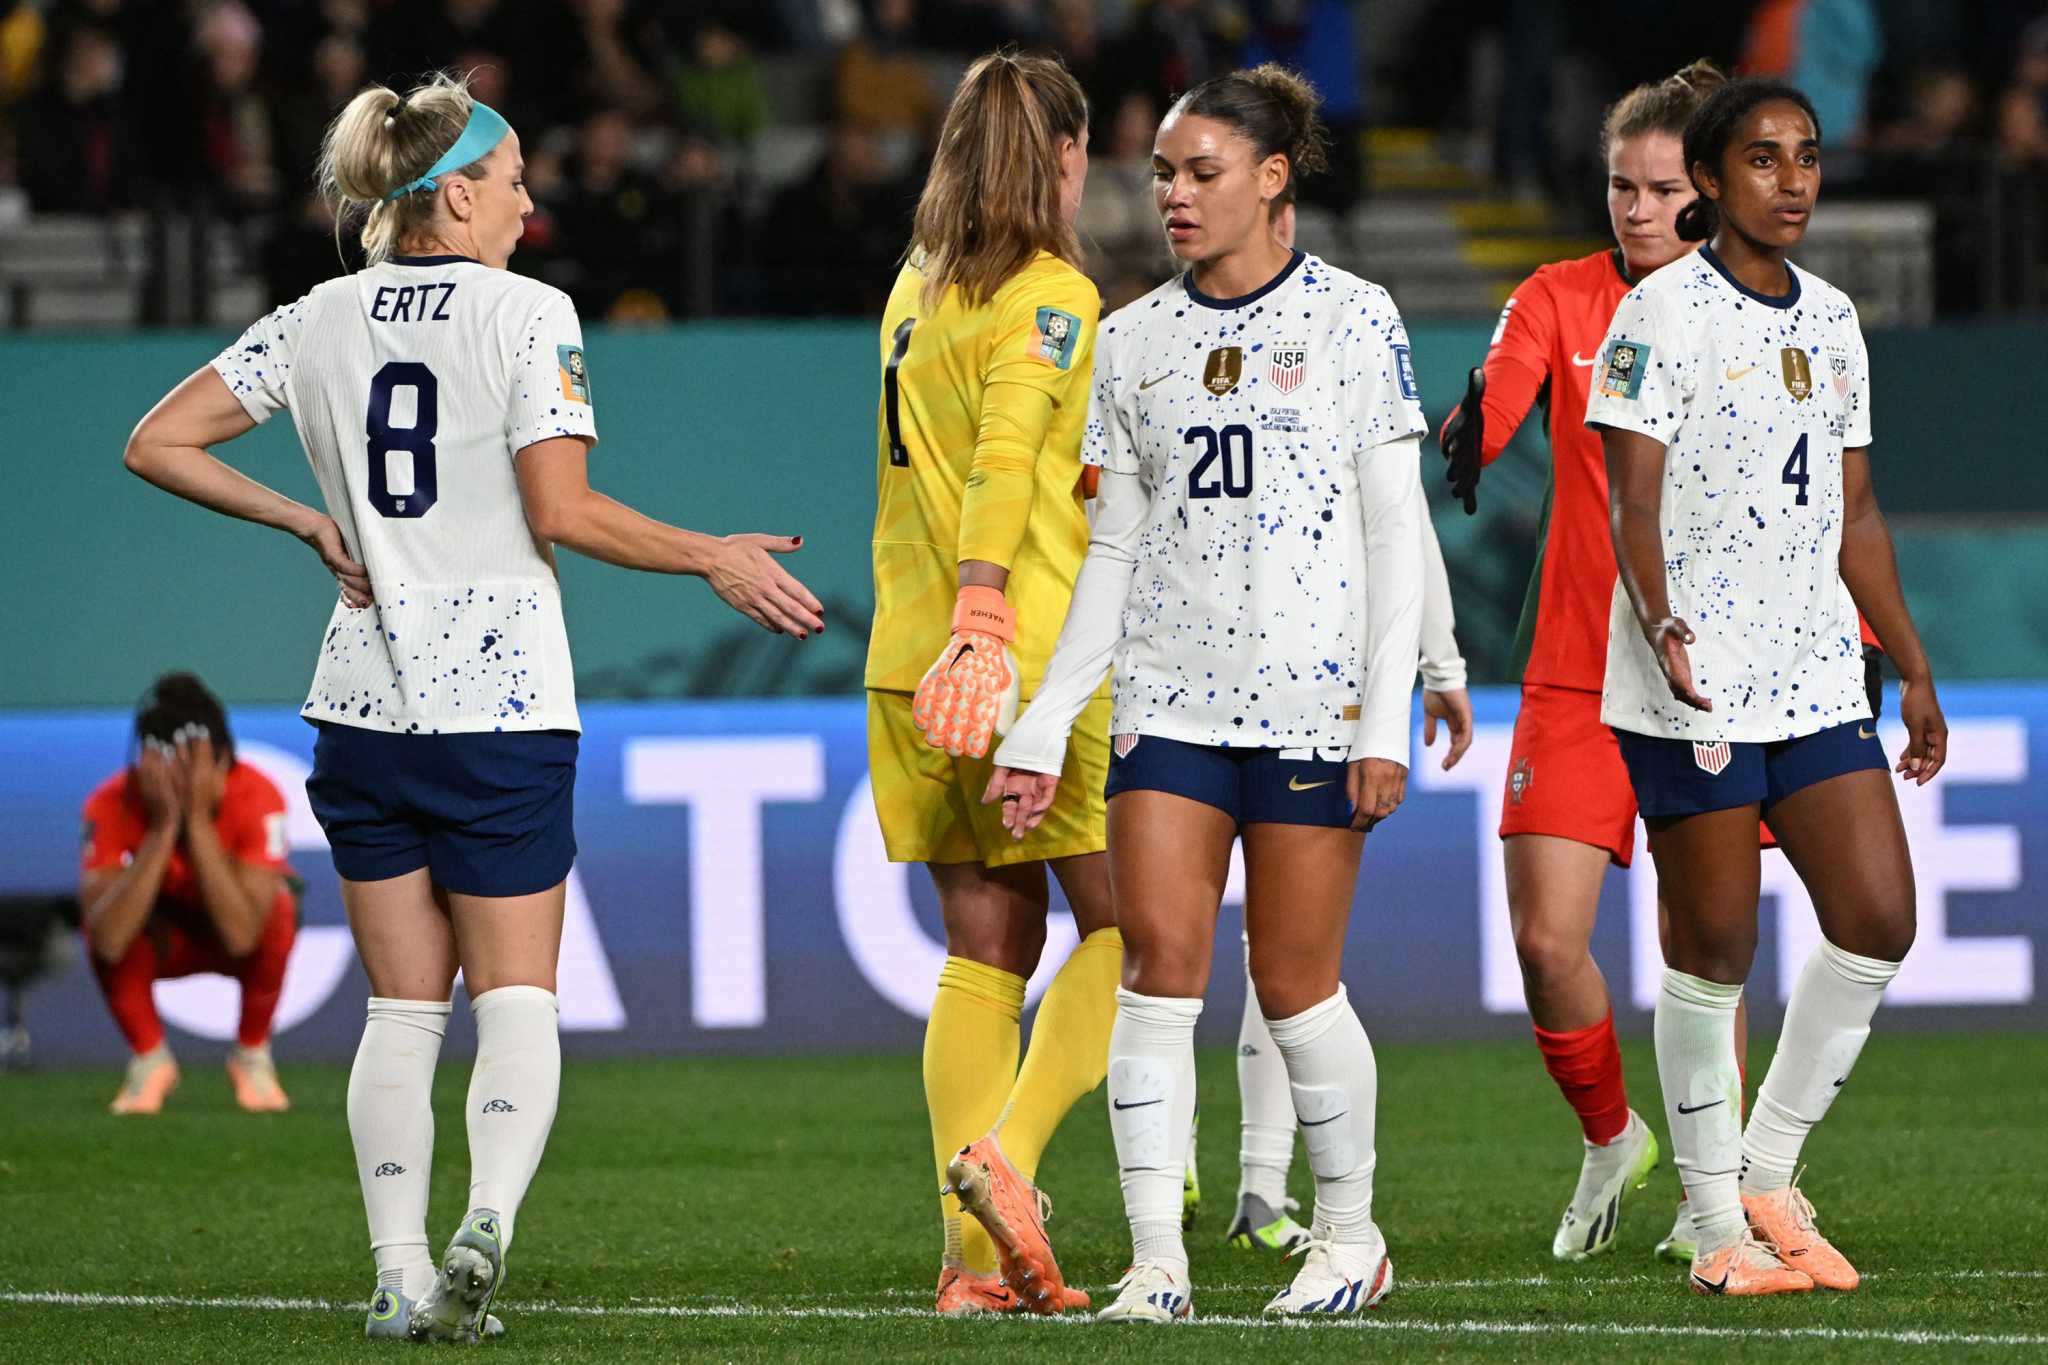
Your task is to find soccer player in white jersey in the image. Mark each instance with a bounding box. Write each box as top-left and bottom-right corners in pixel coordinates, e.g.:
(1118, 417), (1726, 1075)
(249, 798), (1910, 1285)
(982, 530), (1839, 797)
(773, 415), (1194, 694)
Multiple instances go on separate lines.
(1588, 77), (1947, 1298)
(987, 66), (1429, 1321)
(121, 73), (822, 1342)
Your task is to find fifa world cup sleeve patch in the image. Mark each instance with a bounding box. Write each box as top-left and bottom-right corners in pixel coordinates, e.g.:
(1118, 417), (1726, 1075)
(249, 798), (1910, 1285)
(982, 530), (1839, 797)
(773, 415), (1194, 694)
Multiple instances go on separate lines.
(557, 345), (591, 403)
(1031, 307), (1082, 370)
(1598, 339), (1649, 399)
(1392, 343), (1419, 399)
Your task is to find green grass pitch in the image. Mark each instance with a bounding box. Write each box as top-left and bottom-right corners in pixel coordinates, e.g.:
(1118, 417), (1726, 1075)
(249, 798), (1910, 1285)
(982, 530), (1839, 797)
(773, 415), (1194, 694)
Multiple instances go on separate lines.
(1, 1031), (2041, 1361)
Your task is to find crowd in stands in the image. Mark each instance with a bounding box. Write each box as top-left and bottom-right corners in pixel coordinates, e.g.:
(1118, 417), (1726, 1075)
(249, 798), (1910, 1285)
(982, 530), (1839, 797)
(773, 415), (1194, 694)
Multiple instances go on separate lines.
(0, 0), (2043, 319)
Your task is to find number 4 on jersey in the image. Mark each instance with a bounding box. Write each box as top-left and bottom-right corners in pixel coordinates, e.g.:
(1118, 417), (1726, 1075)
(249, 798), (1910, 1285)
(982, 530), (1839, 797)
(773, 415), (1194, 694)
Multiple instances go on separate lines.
(1781, 432), (1810, 507)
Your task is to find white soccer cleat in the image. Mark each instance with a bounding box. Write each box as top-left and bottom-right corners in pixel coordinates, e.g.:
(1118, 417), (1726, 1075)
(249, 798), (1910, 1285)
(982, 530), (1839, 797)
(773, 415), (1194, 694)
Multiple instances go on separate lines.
(1264, 1225), (1393, 1314)
(1551, 1109), (1660, 1261)
(366, 1286), (503, 1341)
(1095, 1260), (1194, 1323)
(1655, 1198), (1698, 1263)
(408, 1209), (505, 1344)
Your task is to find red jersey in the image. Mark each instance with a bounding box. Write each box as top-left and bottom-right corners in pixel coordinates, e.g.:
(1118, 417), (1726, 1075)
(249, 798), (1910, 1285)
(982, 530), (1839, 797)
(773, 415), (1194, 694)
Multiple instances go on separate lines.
(1458, 249), (1876, 692)
(81, 761), (291, 939)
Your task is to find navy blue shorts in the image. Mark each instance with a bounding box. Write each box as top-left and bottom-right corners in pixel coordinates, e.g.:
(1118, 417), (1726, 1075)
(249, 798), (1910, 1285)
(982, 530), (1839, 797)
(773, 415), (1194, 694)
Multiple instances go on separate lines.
(1612, 719), (1886, 820)
(305, 722), (578, 896)
(1105, 733), (1354, 828)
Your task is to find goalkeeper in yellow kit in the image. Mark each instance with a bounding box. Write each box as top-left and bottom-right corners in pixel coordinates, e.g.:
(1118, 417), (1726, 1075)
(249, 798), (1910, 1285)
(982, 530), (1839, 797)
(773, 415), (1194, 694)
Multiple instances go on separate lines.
(865, 49), (1120, 1318)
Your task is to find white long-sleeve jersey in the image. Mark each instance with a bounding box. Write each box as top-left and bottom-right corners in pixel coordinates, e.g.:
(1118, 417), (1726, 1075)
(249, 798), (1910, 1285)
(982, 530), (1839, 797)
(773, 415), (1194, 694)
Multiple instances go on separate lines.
(997, 254), (1441, 773)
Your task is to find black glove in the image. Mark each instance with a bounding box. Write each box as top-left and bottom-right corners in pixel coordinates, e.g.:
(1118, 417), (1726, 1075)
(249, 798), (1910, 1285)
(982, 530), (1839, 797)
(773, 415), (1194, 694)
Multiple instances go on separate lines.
(1440, 366), (1486, 515)
(1863, 642), (1884, 722)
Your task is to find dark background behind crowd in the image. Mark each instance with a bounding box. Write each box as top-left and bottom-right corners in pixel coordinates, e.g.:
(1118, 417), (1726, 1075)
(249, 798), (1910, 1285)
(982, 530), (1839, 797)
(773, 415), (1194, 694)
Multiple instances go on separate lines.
(1, 0), (2044, 321)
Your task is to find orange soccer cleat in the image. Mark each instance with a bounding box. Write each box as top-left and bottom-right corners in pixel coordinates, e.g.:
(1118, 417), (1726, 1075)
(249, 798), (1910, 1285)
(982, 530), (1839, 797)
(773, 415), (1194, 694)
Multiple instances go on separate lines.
(943, 1135), (1087, 1314)
(1742, 1183), (1859, 1290)
(110, 1048), (180, 1115)
(1687, 1227), (1814, 1297)
(935, 1265), (1018, 1317)
(227, 1044), (291, 1113)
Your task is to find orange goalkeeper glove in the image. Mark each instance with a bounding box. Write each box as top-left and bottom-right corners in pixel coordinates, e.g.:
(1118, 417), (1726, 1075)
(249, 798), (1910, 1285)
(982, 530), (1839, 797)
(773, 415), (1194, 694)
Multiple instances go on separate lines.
(912, 585), (1021, 758)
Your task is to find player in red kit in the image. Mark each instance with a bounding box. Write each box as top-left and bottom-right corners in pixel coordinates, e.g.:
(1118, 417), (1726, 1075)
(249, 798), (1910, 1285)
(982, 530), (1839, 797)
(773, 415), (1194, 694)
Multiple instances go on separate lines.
(79, 674), (296, 1115)
(1439, 62), (1726, 1263)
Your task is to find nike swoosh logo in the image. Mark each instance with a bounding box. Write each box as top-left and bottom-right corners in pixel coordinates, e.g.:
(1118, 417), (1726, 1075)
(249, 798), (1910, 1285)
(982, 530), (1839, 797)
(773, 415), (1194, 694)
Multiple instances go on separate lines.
(1725, 364), (1758, 380)
(1112, 1098), (1163, 1110)
(1675, 1099), (1725, 1115)
(1139, 372), (1175, 390)
(1288, 776), (1334, 792)
(1832, 1077), (1847, 1087)
(1691, 1272), (1729, 1295)
(1571, 352), (1597, 367)
(947, 642), (976, 676)
(1857, 725), (1877, 740)
(1300, 1111), (1349, 1127)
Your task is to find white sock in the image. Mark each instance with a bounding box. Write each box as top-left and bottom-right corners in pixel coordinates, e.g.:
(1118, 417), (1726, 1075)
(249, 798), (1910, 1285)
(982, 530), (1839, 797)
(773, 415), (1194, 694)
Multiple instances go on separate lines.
(465, 985), (561, 1251)
(1265, 986), (1378, 1245)
(1108, 988), (1202, 1274)
(1742, 939), (1900, 1194)
(1236, 937), (1294, 1208)
(1656, 968), (1746, 1253)
(347, 996), (451, 1297)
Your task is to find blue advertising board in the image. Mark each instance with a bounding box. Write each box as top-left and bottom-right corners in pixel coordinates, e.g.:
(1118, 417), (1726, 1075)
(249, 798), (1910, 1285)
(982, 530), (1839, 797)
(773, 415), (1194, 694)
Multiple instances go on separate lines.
(2, 686), (2039, 1066)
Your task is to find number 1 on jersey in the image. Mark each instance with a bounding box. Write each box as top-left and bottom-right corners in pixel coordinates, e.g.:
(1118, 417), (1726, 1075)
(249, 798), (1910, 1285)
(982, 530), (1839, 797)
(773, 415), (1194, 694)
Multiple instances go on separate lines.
(1781, 432), (1810, 507)
(884, 318), (914, 468)
(366, 361), (439, 518)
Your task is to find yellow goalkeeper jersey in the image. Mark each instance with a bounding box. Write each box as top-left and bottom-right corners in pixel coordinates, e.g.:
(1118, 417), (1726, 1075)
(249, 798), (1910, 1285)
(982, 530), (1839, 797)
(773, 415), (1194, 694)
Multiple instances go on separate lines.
(865, 250), (1101, 698)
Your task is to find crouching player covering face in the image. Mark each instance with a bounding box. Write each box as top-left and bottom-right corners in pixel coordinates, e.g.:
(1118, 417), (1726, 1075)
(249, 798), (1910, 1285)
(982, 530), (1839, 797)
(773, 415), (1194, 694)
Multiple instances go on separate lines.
(987, 65), (1430, 1321)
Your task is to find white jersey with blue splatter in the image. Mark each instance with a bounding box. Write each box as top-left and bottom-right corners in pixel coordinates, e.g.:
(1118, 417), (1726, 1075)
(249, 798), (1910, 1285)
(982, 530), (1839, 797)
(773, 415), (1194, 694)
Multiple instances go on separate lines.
(1586, 246), (1872, 743)
(211, 256), (597, 734)
(1081, 251), (1428, 754)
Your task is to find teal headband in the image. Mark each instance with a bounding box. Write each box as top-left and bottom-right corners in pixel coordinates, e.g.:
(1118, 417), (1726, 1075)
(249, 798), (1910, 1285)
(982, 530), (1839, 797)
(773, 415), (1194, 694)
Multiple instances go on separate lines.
(383, 101), (511, 201)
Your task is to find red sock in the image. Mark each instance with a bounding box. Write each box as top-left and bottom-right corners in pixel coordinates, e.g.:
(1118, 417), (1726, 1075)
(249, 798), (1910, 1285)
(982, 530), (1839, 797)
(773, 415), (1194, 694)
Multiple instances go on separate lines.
(90, 935), (165, 1054)
(1533, 1013), (1630, 1145)
(234, 893), (298, 1047)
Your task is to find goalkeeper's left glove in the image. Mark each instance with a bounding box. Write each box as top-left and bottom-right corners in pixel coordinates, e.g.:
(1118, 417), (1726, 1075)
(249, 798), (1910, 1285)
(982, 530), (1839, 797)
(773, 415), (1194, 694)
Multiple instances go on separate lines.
(912, 586), (1021, 758)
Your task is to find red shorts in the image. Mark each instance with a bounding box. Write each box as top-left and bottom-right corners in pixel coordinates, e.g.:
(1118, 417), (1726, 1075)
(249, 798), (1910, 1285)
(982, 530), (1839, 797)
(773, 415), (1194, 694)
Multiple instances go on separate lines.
(1499, 684), (1777, 866)
(1499, 684), (1640, 867)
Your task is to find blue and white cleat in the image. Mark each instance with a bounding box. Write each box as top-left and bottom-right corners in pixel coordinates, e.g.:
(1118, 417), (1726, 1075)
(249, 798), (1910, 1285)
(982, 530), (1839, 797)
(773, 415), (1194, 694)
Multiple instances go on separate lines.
(408, 1209), (506, 1344)
(366, 1286), (503, 1341)
(1552, 1110), (1659, 1261)
(1263, 1226), (1393, 1315)
(1095, 1260), (1194, 1323)
(1224, 1192), (1311, 1254)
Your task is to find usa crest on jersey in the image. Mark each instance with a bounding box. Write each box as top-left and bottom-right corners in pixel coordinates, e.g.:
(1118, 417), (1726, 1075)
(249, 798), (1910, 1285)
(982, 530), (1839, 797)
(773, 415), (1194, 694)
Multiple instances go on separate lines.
(1268, 344), (1307, 394)
(1692, 740), (1732, 775)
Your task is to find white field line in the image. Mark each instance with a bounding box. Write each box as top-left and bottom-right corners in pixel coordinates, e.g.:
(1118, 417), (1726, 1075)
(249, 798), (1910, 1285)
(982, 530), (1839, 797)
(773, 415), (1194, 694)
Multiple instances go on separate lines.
(871, 1268), (2046, 1296)
(4, 1288), (2045, 1349)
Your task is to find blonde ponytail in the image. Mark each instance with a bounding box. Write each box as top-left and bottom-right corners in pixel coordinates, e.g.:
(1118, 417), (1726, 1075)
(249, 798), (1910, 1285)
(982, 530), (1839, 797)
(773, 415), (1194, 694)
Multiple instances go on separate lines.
(317, 70), (488, 265)
(911, 49), (1088, 312)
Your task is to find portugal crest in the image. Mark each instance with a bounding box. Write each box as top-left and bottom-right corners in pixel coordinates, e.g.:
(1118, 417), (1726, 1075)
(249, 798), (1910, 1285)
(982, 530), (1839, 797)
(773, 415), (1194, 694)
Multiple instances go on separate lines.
(1508, 756), (1533, 805)
(1268, 344), (1307, 394)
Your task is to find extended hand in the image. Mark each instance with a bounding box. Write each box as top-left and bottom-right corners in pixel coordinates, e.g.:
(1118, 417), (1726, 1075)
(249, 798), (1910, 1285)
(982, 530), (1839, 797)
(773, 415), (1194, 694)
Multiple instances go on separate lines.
(710, 534), (825, 639)
(1347, 756), (1408, 832)
(1423, 687), (1473, 770)
(982, 765), (1061, 839)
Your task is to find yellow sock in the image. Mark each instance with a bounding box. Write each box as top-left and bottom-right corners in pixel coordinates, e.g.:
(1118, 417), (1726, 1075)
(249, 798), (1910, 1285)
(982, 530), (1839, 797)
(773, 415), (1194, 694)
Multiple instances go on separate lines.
(925, 955), (1025, 1275)
(995, 926), (1124, 1179)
